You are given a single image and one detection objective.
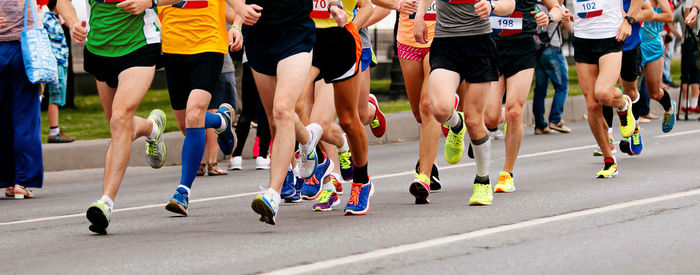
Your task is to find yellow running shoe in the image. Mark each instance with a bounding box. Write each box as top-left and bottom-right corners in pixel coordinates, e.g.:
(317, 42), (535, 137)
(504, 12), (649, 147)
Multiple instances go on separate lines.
(596, 160), (618, 179)
(494, 171), (515, 193)
(617, 95), (635, 138)
(469, 183), (493, 205)
(443, 112), (465, 164)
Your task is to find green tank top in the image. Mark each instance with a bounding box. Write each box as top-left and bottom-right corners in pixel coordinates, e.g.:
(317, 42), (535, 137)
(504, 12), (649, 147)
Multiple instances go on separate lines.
(86, 0), (160, 57)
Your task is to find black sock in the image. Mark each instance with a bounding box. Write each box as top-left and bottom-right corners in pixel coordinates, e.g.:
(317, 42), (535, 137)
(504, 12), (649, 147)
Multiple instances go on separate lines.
(487, 127), (497, 132)
(474, 175), (489, 185)
(631, 99), (641, 121)
(316, 145), (325, 163)
(353, 164), (369, 184)
(658, 90), (672, 112)
(508, 172), (514, 177)
(451, 116), (463, 133)
(603, 106), (614, 127)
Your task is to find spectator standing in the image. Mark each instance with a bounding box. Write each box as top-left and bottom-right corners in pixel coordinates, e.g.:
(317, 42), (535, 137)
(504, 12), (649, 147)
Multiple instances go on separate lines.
(533, 0), (572, 134)
(0, 0), (81, 198)
(43, 0), (76, 143)
(677, 0), (700, 112)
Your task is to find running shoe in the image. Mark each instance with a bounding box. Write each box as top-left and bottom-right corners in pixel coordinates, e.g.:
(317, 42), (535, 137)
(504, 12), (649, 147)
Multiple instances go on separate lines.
(338, 150), (354, 181)
(86, 199), (112, 235)
(300, 153), (332, 200)
(313, 190), (340, 211)
(596, 158), (618, 178)
(145, 109), (167, 169)
(295, 123), (323, 179)
(593, 138), (616, 156)
(414, 160), (441, 191)
(251, 188), (279, 225)
(442, 94), (460, 137)
(284, 177), (304, 203)
(216, 103), (237, 155)
(228, 156), (242, 170)
(368, 94), (386, 137)
(489, 128), (505, 139)
(281, 169), (297, 199)
(255, 156), (270, 170)
(494, 171), (515, 193)
(617, 95), (635, 138)
(165, 187), (189, 216)
(662, 100), (676, 133)
(12, 184), (33, 199)
(444, 111), (465, 164)
(619, 138), (632, 156)
(344, 181), (374, 215)
(47, 131), (76, 143)
(630, 128), (643, 155)
(469, 183), (493, 206)
(409, 173), (430, 204)
(330, 173), (343, 194)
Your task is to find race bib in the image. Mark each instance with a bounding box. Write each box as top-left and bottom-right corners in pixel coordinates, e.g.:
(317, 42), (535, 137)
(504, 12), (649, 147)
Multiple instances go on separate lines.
(310, 0), (331, 19)
(172, 0), (208, 8)
(409, 1), (437, 21)
(490, 11), (523, 36)
(574, 0), (603, 19)
(439, 0), (476, 4)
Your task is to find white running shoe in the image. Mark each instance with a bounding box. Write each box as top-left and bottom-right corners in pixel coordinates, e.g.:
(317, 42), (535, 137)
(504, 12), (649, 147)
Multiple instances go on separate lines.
(256, 156), (271, 170)
(228, 156), (242, 170)
(295, 123), (323, 179)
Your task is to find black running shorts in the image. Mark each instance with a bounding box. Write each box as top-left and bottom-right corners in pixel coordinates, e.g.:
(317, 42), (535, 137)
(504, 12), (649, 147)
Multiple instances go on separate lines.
(164, 52), (224, 110)
(312, 22), (362, 83)
(243, 18), (316, 76)
(620, 45), (642, 82)
(494, 37), (537, 78)
(83, 44), (161, 89)
(429, 34), (500, 83)
(573, 37), (624, 65)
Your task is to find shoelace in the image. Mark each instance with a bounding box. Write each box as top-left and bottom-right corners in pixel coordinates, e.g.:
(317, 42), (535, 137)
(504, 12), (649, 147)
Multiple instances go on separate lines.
(497, 174), (510, 183)
(370, 118), (380, 128)
(146, 140), (158, 156)
(347, 184), (362, 206)
(318, 190), (332, 203)
(632, 131), (641, 145)
(475, 184), (489, 196)
(306, 176), (320, 186)
(339, 152), (352, 169)
(663, 112), (671, 126)
(413, 172), (429, 184)
(447, 128), (463, 146)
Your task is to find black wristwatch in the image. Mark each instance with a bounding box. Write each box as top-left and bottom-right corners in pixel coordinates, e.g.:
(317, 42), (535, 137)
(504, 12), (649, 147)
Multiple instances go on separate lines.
(151, 0), (158, 8)
(547, 13), (554, 23)
(624, 15), (636, 25)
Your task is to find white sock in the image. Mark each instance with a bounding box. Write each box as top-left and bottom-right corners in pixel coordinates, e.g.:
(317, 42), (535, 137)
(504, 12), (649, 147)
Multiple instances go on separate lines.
(631, 93), (640, 104)
(267, 188), (281, 205)
(300, 128), (314, 152)
(146, 120), (158, 141)
(607, 127), (613, 134)
(472, 135), (491, 178)
(217, 114), (227, 132)
(100, 195), (114, 209)
(292, 164), (300, 178)
(338, 135), (349, 153)
(445, 110), (461, 128)
(323, 181), (336, 192)
(691, 97), (699, 108)
(49, 127), (60, 136)
(617, 97), (628, 112)
(177, 185), (191, 195)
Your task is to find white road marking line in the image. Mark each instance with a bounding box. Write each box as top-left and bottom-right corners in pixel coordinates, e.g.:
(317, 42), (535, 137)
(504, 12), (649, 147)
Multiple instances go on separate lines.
(0, 192), (260, 226)
(654, 129), (700, 139)
(0, 144), (597, 226)
(263, 188), (700, 275)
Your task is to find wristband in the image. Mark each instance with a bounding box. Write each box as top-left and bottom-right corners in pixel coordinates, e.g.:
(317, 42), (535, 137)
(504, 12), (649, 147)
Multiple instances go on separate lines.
(396, 0), (402, 11)
(232, 24), (241, 32)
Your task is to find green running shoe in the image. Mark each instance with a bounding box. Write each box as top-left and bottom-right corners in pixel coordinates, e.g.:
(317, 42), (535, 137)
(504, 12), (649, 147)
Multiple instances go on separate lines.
(443, 112), (465, 164)
(86, 199), (112, 235)
(145, 109), (167, 169)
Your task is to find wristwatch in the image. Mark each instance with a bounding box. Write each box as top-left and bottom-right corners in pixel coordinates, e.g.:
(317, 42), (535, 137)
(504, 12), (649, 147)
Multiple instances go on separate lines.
(328, 1), (344, 12)
(547, 13), (554, 23)
(488, 0), (496, 11)
(624, 15), (636, 25)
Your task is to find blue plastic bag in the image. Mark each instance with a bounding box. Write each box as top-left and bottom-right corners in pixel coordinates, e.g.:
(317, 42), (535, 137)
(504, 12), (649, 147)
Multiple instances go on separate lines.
(21, 0), (59, 88)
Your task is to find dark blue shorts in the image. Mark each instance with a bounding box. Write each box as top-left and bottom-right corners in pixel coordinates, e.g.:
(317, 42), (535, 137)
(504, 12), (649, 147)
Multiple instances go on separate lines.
(243, 18), (315, 76)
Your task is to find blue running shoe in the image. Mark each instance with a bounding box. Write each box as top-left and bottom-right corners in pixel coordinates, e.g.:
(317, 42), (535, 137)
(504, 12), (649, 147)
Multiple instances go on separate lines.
(662, 100), (676, 133)
(165, 187), (189, 216)
(284, 176), (304, 203)
(281, 169), (297, 199)
(344, 181), (375, 216)
(300, 153), (332, 200)
(216, 103), (237, 155)
(251, 188), (279, 225)
(630, 128), (643, 155)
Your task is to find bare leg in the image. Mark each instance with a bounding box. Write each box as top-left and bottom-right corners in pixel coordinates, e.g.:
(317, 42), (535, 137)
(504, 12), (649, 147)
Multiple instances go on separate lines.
(577, 62), (612, 158)
(502, 69), (534, 172)
(205, 109), (218, 164)
(334, 75), (367, 167)
(357, 67), (376, 125)
(48, 104), (59, 128)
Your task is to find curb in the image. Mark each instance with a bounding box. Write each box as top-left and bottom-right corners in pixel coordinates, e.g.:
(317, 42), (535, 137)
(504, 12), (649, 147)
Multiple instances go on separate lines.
(42, 89), (679, 172)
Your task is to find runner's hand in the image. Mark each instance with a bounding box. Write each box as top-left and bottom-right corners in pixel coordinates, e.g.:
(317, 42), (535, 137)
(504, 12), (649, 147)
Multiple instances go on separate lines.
(561, 8), (572, 23)
(116, 0), (151, 15)
(238, 4), (262, 26)
(330, 5), (348, 27)
(413, 18), (429, 44)
(531, 10), (549, 27)
(0, 17), (6, 28)
(474, 0), (492, 19)
(616, 20), (631, 42)
(228, 27), (243, 52)
(398, 0), (417, 14)
(71, 21), (88, 44)
(686, 8), (698, 26)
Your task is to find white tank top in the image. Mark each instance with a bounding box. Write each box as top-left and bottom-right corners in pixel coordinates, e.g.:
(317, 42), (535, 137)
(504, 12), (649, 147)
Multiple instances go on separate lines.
(572, 0), (624, 39)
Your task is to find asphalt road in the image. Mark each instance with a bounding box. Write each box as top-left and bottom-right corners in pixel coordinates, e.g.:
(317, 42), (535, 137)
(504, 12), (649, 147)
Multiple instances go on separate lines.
(2, 118), (700, 274)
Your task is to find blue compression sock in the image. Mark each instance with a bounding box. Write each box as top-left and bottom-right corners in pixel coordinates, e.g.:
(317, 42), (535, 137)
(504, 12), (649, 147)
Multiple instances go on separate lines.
(179, 128), (206, 189)
(205, 112), (222, 129)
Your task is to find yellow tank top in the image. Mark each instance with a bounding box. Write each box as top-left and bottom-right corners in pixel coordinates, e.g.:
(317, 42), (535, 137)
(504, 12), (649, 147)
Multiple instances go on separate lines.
(311, 0), (357, 29)
(159, 0), (228, 55)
